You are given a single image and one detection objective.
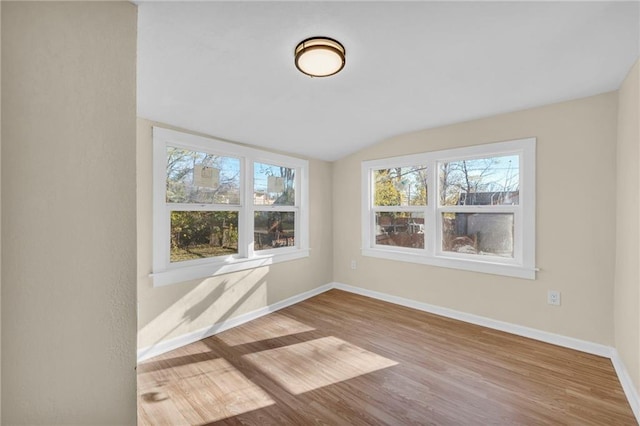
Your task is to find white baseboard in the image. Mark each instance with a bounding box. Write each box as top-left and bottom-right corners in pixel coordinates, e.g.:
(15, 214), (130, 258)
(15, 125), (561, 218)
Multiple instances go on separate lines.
(331, 282), (612, 357)
(611, 348), (640, 423)
(332, 281), (639, 424)
(137, 280), (639, 423)
(137, 283), (333, 362)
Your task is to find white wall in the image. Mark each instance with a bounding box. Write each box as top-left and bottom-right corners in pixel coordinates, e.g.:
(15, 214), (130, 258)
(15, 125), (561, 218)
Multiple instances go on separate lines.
(137, 119), (333, 351)
(333, 92), (618, 346)
(2, 3), (137, 424)
(615, 58), (640, 395)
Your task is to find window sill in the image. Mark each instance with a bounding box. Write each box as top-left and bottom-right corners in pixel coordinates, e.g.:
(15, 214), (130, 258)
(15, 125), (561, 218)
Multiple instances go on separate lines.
(151, 249), (310, 287)
(361, 248), (536, 280)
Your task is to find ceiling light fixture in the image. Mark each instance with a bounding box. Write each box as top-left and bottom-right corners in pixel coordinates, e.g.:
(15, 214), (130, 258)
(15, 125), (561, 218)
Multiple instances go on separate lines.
(294, 37), (345, 78)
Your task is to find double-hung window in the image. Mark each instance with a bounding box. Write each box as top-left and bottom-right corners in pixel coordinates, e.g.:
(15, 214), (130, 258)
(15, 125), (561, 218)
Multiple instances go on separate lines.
(362, 138), (536, 279)
(252, 160), (300, 253)
(152, 127), (309, 286)
(371, 164), (429, 250)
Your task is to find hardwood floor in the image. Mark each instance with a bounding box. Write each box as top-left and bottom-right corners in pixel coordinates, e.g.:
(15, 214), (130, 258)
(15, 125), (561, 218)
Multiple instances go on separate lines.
(138, 289), (637, 425)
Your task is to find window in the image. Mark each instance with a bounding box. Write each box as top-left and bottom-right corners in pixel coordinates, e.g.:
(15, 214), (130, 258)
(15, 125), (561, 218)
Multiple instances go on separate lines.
(362, 138), (536, 279)
(372, 165), (428, 250)
(253, 162), (296, 251)
(152, 127), (309, 286)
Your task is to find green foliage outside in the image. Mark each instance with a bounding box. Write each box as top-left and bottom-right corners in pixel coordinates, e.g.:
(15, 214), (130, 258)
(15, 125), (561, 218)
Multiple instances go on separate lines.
(374, 169), (401, 206)
(170, 211), (238, 262)
(165, 150), (299, 262)
(374, 167), (427, 226)
(374, 167), (428, 207)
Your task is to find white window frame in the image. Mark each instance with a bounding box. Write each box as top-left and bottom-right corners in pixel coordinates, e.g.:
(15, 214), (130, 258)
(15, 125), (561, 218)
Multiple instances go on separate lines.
(151, 127), (309, 287)
(361, 138), (536, 279)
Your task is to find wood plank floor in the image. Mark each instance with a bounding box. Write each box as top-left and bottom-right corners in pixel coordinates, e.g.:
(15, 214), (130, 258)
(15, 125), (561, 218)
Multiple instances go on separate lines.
(138, 289), (637, 425)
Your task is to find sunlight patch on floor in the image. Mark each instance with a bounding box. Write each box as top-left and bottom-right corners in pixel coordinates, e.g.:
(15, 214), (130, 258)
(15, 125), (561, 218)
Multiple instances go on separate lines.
(217, 313), (316, 346)
(242, 336), (398, 394)
(138, 357), (274, 424)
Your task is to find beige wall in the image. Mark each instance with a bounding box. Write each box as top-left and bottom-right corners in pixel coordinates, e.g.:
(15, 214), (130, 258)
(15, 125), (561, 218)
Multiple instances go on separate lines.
(333, 92), (619, 345)
(2, 3), (137, 424)
(615, 58), (640, 394)
(137, 119), (333, 350)
(0, 0), (635, 421)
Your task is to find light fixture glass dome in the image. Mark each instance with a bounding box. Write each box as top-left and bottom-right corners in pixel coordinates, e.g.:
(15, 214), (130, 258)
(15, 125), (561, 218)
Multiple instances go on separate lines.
(295, 37), (345, 77)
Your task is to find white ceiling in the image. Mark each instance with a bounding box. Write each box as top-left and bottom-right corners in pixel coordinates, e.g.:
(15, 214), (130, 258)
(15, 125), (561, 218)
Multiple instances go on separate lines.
(137, 1), (639, 161)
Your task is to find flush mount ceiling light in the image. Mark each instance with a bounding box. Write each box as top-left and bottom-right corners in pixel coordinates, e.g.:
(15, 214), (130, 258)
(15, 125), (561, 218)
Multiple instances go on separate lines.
(294, 37), (346, 78)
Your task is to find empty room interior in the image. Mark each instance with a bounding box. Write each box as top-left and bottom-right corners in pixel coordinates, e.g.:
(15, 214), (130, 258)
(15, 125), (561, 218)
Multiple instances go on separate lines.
(2, 1), (640, 424)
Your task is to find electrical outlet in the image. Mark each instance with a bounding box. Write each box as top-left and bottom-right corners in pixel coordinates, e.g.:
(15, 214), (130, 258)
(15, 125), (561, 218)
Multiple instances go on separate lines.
(547, 290), (561, 306)
(350, 260), (357, 270)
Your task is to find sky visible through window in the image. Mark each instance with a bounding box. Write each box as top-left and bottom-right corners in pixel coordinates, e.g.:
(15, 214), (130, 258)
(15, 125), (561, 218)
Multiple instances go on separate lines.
(169, 156), (292, 194)
(442, 155), (519, 190)
(166, 148), (295, 205)
(440, 154), (519, 206)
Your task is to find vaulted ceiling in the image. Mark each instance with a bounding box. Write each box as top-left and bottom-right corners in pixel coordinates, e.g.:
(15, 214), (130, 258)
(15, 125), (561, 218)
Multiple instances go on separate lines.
(137, 1), (639, 161)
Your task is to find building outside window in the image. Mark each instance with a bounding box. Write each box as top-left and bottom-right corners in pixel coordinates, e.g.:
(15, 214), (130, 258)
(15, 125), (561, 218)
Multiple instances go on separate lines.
(361, 138), (536, 279)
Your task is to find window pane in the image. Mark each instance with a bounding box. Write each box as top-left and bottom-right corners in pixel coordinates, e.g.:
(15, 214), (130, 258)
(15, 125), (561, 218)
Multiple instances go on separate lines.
(254, 211), (295, 250)
(439, 155), (519, 206)
(375, 212), (424, 248)
(442, 213), (514, 257)
(254, 162), (295, 206)
(170, 211), (238, 262)
(166, 147), (240, 204)
(373, 166), (428, 207)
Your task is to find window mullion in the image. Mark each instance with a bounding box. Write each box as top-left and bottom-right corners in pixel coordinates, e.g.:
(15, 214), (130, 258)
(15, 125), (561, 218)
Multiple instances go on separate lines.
(362, 168), (373, 250)
(243, 157), (253, 259)
(152, 127), (310, 286)
(362, 137), (536, 279)
(426, 158), (437, 257)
